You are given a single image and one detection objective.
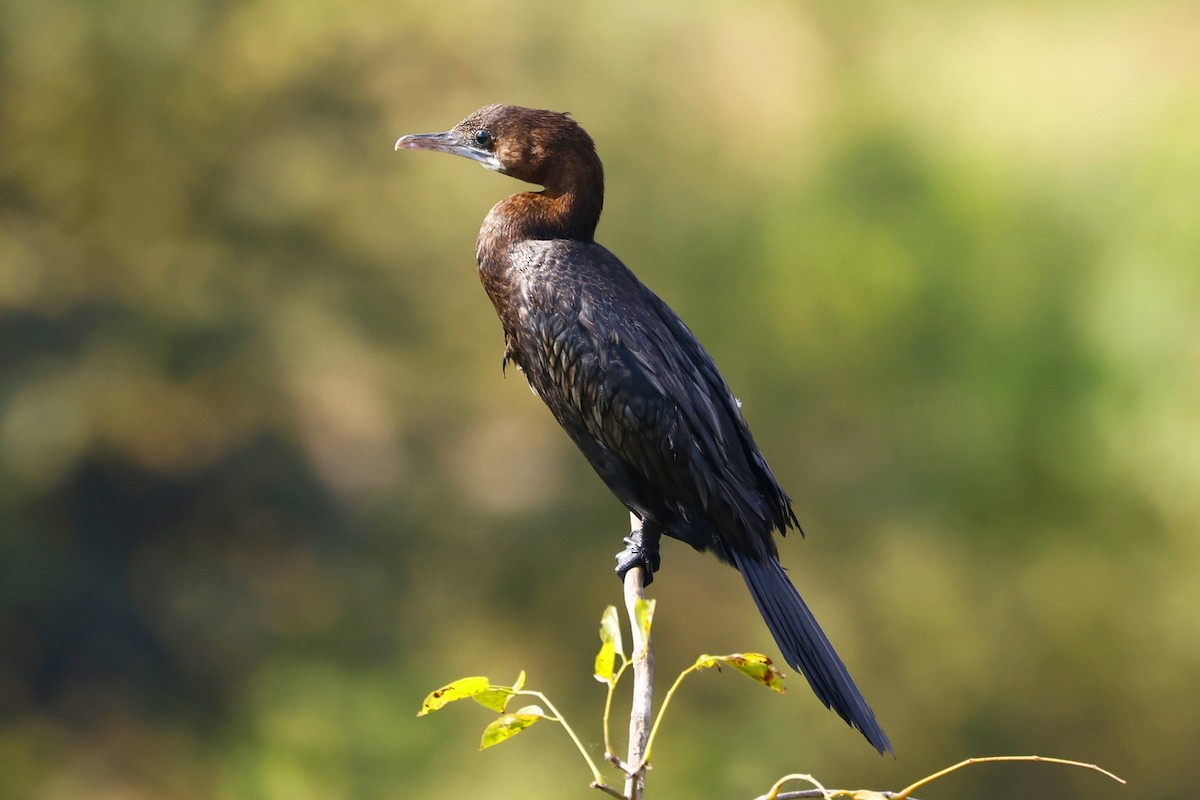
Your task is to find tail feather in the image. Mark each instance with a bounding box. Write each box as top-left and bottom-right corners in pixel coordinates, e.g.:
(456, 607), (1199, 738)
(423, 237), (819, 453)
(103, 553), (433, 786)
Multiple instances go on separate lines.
(732, 550), (892, 755)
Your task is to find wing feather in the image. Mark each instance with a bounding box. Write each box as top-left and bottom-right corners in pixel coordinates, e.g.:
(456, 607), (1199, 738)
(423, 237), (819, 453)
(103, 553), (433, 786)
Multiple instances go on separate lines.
(508, 240), (795, 555)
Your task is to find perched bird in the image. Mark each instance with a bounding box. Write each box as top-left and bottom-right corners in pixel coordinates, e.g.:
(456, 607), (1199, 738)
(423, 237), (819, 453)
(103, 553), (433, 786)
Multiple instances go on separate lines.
(396, 105), (891, 754)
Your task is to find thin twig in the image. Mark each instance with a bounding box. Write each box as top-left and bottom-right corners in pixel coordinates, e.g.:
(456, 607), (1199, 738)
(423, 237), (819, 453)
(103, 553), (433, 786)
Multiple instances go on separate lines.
(893, 755), (1125, 799)
(591, 781), (628, 799)
(755, 792), (917, 800)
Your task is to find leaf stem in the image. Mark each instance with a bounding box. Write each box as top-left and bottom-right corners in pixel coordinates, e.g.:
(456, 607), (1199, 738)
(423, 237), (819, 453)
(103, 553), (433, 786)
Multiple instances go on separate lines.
(515, 689), (608, 788)
(635, 660), (699, 770)
(892, 755), (1126, 800)
(601, 659), (630, 760)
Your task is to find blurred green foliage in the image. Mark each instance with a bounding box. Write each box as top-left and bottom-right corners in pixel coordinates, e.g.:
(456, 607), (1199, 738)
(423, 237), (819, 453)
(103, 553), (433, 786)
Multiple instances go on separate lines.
(1, 0), (1197, 797)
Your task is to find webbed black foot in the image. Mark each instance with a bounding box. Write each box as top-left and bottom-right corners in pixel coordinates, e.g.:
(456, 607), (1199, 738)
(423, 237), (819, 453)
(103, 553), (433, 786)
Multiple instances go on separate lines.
(614, 526), (662, 586)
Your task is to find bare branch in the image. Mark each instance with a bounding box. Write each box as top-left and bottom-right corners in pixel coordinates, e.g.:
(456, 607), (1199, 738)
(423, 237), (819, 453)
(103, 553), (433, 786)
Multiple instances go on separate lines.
(623, 512), (653, 800)
(591, 781), (628, 799)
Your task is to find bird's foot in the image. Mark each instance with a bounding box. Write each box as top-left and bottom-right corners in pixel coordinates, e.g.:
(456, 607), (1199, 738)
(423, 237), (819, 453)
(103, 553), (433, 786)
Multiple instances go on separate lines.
(614, 527), (661, 587)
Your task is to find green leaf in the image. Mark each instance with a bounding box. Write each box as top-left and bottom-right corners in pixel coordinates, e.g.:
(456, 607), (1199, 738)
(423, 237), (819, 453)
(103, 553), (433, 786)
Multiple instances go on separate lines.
(472, 687), (515, 713)
(694, 653), (787, 694)
(479, 705), (546, 750)
(417, 676), (492, 716)
(512, 670), (526, 692)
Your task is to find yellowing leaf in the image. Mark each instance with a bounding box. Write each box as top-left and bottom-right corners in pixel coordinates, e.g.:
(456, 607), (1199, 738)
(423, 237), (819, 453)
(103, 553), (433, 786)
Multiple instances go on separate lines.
(633, 597), (655, 641)
(595, 606), (623, 684)
(600, 605), (624, 658)
(417, 676), (491, 716)
(595, 638), (616, 684)
(511, 671), (526, 692)
(694, 653), (787, 694)
(479, 705), (546, 750)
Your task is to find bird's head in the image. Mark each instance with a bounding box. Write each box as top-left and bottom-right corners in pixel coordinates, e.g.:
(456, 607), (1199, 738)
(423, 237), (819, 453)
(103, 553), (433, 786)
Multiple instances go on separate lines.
(395, 104), (602, 192)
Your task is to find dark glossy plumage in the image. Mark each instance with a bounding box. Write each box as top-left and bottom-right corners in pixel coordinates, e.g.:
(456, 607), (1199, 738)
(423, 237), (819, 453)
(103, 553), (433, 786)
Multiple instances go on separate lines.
(397, 105), (891, 754)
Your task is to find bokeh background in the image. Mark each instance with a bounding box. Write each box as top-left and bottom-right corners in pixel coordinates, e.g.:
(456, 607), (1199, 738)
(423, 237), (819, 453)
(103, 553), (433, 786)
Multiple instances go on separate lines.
(2, 0), (1198, 797)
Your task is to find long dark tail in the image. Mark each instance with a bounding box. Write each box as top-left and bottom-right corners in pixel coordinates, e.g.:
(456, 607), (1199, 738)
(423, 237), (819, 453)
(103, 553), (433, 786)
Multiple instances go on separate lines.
(732, 550), (892, 755)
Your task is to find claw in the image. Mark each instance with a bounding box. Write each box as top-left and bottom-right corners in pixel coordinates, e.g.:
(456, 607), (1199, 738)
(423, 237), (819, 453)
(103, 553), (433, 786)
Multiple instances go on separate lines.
(614, 527), (661, 586)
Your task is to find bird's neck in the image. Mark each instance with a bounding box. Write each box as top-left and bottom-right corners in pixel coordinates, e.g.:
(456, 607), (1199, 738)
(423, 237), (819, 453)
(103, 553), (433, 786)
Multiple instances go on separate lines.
(474, 155), (604, 324)
(479, 150), (605, 247)
(494, 191), (597, 241)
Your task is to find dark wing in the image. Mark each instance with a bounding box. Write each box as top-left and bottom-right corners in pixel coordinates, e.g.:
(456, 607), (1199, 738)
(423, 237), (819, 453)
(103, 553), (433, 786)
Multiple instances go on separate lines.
(510, 240), (796, 558)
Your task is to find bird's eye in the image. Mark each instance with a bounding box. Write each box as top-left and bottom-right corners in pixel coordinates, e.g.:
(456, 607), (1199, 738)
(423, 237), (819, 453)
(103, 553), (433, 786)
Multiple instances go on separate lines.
(474, 129), (494, 149)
